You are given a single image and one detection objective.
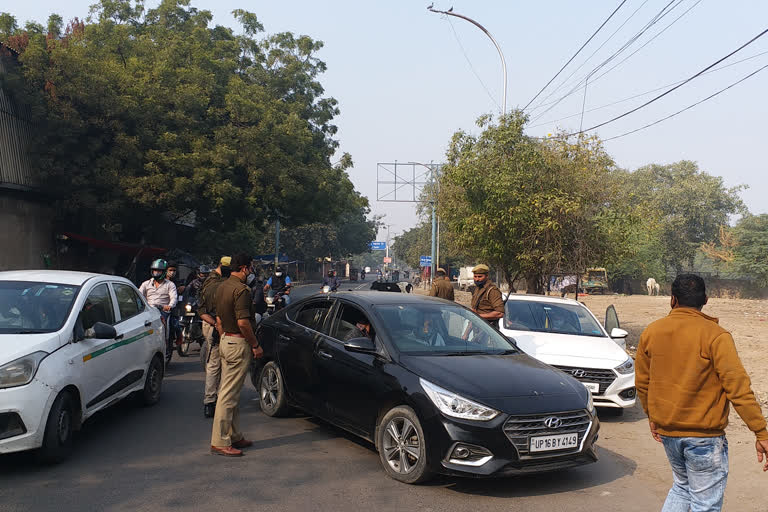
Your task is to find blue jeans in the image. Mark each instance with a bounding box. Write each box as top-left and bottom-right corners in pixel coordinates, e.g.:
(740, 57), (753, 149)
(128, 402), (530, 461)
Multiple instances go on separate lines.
(661, 435), (729, 512)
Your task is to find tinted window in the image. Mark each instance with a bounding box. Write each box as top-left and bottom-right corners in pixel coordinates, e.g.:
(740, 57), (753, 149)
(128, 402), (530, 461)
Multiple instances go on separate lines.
(81, 284), (116, 328)
(331, 304), (375, 342)
(293, 301), (332, 334)
(504, 301), (605, 337)
(375, 303), (516, 355)
(113, 283), (145, 321)
(0, 281), (80, 334)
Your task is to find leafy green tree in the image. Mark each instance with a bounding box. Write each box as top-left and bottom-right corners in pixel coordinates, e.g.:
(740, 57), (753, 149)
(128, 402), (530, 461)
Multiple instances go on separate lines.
(732, 214), (768, 287)
(437, 111), (635, 293)
(625, 161), (745, 273)
(7, 0), (365, 251)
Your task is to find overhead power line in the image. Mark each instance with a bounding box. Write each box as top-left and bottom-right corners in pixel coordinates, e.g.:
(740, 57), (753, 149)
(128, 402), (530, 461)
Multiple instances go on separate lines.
(556, 26), (768, 138)
(522, 0), (629, 111)
(445, 17), (501, 111)
(603, 61), (768, 141)
(529, 49), (768, 129)
(531, 0), (685, 120)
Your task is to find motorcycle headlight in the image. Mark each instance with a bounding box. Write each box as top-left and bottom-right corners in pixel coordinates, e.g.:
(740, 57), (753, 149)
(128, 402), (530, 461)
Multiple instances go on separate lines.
(0, 351), (49, 389)
(265, 297), (274, 305)
(185, 304), (192, 312)
(420, 378), (499, 421)
(615, 357), (634, 375)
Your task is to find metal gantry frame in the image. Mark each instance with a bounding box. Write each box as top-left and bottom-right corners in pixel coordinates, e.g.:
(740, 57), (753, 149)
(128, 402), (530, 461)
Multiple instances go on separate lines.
(377, 162), (443, 283)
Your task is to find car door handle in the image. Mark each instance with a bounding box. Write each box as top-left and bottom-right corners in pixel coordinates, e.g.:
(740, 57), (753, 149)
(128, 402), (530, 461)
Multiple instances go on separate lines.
(318, 350), (333, 360)
(145, 320), (152, 327)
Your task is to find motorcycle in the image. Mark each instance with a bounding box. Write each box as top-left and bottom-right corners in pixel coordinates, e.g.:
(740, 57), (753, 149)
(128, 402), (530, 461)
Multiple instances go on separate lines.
(155, 305), (179, 365)
(265, 290), (287, 316)
(178, 296), (205, 357)
(360, 271), (365, 280)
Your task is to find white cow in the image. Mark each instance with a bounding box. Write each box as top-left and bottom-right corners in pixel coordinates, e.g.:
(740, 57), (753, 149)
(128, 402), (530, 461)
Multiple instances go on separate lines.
(646, 277), (660, 296)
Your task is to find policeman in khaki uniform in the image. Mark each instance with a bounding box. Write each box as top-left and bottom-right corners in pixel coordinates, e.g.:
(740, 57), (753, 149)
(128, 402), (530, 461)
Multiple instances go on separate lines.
(470, 264), (504, 328)
(429, 267), (455, 301)
(210, 253), (263, 457)
(198, 256), (230, 418)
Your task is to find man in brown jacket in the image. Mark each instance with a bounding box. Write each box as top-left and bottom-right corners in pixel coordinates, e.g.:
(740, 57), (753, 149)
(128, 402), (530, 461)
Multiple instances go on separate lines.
(636, 274), (768, 511)
(470, 264), (504, 327)
(429, 268), (454, 301)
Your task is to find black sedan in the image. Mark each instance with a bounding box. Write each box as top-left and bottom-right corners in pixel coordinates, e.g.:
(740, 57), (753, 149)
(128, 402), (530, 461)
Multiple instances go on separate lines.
(251, 292), (599, 484)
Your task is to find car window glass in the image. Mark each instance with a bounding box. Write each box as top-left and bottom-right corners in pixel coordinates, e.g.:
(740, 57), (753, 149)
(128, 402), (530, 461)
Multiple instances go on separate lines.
(293, 301), (332, 334)
(504, 301), (605, 337)
(81, 283), (116, 329)
(332, 304), (376, 342)
(0, 281), (79, 333)
(113, 283), (145, 321)
(375, 304), (515, 354)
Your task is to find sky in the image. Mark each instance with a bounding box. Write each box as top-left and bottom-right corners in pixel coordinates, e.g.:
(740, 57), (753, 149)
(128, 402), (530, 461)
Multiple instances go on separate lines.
(6, 1), (768, 244)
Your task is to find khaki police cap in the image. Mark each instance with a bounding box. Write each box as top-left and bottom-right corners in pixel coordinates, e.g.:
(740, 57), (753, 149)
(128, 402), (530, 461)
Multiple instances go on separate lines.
(220, 256), (232, 266)
(472, 264), (490, 274)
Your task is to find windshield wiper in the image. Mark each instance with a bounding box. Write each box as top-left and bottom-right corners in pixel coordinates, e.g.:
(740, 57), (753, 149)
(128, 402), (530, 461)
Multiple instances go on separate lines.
(439, 350), (491, 356)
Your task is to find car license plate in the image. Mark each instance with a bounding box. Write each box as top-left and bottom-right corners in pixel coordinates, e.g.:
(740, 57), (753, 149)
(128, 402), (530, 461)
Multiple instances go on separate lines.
(583, 382), (599, 394)
(530, 433), (579, 453)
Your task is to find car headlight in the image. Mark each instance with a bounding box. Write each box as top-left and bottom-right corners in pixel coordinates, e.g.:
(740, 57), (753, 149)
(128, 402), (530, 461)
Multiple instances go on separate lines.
(615, 357), (634, 375)
(0, 351), (49, 389)
(587, 391), (594, 413)
(420, 378), (499, 421)
(185, 304), (192, 312)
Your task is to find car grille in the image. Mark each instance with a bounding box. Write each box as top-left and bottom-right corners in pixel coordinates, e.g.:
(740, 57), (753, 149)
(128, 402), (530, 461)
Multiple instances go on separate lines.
(554, 365), (616, 394)
(503, 410), (592, 457)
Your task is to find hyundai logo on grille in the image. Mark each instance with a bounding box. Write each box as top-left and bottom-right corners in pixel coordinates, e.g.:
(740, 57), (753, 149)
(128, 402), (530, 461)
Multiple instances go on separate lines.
(543, 416), (562, 429)
(571, 369), (586, 378)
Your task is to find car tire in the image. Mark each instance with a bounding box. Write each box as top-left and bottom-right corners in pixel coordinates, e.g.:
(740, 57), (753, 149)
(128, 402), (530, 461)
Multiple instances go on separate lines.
(377, 406), (432, 484)
(178, 329), (191, 357)
(38, 391), (76, 463)
(258, 361), (289, 417)
(141, 356), (164, 406)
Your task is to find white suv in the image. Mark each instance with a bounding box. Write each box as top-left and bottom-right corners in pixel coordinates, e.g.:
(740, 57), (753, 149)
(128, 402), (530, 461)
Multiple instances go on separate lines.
(0, 271), (166, 461)
(498, 295), (635, 411)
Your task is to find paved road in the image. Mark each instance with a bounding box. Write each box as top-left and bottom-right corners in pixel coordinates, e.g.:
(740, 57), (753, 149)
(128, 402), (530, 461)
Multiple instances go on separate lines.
(0, 284), (665, 512)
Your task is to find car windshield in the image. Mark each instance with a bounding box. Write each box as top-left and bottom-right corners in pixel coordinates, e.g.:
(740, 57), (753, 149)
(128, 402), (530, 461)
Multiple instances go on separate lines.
(374, 303), (518, 355)
(0, 281), (80, 334)
(504, 300), (606, 337)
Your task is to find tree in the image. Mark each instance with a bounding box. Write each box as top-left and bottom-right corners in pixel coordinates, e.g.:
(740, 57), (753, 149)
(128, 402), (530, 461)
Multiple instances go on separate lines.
(732, 214), (768, 287)
(437, 111), (635, 294)
(625, 161), (745, 273)
(7, 0), (365, 250)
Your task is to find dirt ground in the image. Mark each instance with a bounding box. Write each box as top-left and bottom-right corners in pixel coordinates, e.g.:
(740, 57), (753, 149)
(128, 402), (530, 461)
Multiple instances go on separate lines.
(417, 286), (768, 509)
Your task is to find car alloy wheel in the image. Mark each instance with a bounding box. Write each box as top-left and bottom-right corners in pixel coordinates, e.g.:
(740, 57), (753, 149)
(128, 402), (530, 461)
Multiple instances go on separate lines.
(258, 361), (288, 417)
(377, 406), (432, 484)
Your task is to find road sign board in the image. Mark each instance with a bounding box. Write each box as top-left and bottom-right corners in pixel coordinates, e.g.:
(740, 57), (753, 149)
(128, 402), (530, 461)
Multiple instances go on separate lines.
(383, 257), (392, 264)
(420, 256), (432, 267)
(370, 241), (387, 251)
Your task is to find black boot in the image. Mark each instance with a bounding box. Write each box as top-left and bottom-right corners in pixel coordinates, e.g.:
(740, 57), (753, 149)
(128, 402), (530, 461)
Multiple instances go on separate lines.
(204, 403), (215, 418)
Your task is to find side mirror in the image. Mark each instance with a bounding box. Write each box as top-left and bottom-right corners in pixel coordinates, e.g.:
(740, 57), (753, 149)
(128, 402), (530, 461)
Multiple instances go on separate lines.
(610, 327), (628, 339)
(344, 337), (376, 354)
(90, 322), (117, 339)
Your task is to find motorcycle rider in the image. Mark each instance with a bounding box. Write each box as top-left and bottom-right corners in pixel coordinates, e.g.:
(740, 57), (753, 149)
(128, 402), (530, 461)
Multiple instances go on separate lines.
(185, 266), (210, 300)
(321, 270), (340, 291)
(198, 256), (230, 418)
(139, 259), (178, 343)
(264, 265), (292, 306)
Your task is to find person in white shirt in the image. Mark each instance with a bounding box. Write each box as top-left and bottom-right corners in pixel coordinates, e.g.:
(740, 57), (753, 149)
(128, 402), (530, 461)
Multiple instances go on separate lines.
(139, 260), (178, 348)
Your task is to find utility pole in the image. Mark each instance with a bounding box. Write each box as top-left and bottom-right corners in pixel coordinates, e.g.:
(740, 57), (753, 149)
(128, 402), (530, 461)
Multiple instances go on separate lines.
(428, 6), (508, 116)
(274, 215), (280, 268)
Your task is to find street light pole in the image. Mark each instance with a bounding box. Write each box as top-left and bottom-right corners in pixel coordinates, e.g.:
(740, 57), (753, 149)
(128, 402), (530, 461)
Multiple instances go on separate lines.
(428, 5), (507, 116)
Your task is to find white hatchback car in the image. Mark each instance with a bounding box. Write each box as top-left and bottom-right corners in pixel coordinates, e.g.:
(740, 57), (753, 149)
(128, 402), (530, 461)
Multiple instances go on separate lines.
(0, 270), (166, 461)
(498, 295), (636, 411)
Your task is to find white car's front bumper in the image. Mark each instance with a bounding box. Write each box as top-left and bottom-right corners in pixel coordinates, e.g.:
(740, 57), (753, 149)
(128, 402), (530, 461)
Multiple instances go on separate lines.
(0, 378), (58, 454)
(593, 371), (636, 409)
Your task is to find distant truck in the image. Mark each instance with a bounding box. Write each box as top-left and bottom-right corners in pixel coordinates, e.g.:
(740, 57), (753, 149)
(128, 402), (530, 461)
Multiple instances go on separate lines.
(583, 268), (609, 295)
(458, 266), (476, 291)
